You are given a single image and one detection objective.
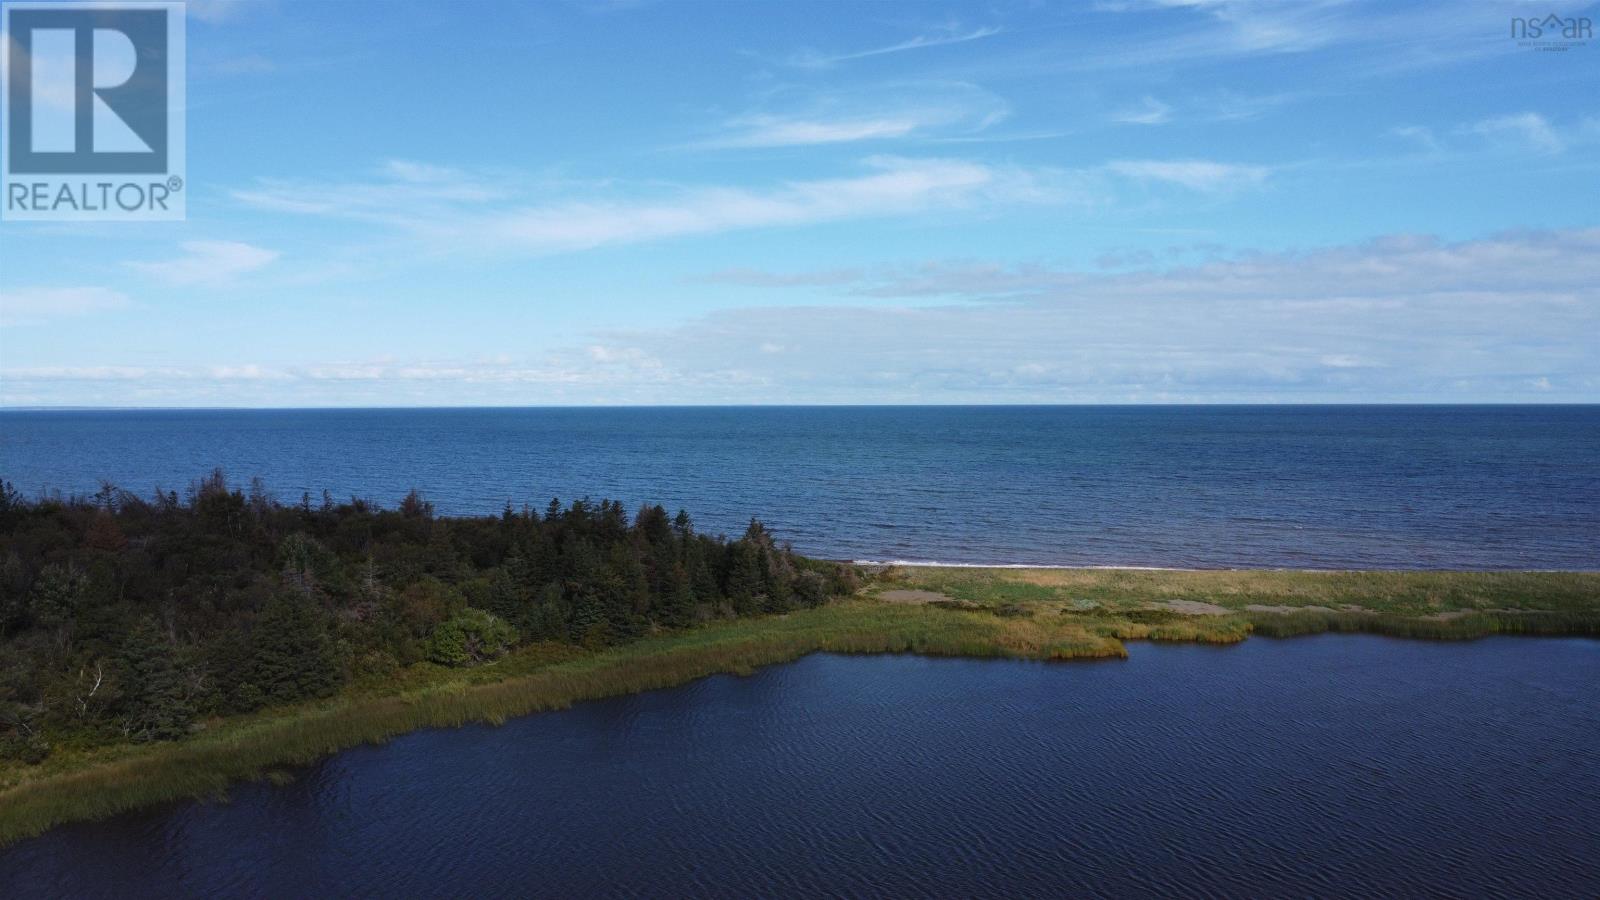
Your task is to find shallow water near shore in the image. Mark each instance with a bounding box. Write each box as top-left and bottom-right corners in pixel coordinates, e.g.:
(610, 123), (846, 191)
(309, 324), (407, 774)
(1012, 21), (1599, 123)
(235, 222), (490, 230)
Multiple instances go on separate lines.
(3, 405), (1598, 569)
(3, 635), (1596, 898)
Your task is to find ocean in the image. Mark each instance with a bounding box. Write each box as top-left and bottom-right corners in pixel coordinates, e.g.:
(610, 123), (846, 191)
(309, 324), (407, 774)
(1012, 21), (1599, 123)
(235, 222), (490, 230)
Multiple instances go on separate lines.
(1, 405), (1595, 569)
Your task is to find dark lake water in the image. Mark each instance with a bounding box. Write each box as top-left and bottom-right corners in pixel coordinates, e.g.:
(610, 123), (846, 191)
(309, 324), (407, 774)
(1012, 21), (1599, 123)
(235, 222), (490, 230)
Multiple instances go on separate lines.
(2, 635), (1597, 898)
(2, 405), (1597, 569)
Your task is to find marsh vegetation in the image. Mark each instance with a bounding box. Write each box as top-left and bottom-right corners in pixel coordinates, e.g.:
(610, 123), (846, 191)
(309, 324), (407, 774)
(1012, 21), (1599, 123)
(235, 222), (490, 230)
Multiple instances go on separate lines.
(1, 476), (1594, 845)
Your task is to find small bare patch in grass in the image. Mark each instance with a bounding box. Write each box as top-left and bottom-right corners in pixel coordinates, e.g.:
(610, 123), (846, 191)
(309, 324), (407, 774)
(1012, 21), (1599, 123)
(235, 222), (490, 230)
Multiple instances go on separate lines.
(878, 589), (953, 604)
(1244, 604), (1354, 615)
(1148, 599), (1231, 616)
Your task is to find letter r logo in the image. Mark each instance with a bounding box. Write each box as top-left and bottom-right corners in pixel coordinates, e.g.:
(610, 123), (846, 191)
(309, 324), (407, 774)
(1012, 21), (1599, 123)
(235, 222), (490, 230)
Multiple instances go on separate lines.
(6, 7), (168, 173)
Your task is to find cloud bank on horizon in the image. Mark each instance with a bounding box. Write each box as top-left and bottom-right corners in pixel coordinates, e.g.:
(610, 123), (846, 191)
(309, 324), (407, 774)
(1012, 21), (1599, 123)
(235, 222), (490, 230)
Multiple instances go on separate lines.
(1, 0), (1596, 405)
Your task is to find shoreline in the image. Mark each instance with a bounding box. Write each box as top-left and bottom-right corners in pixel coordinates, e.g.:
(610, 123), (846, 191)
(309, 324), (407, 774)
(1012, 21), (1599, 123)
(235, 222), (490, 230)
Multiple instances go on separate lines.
(2, 565), (1597, 847)
(854, 560), (1600, 574)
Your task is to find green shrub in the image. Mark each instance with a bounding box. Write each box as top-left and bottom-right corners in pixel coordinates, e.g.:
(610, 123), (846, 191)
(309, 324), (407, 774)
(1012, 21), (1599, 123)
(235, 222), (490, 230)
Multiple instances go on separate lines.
(427, 609), (518, 667)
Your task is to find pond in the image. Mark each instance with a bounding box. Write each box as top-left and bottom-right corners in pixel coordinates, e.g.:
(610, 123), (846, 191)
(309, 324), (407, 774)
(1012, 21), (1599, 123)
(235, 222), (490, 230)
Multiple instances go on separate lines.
(3, 635), (1597, 897)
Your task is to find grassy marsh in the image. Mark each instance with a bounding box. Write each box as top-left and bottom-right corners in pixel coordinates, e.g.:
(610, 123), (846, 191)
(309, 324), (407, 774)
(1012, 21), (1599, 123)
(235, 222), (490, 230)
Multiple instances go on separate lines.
(0, 599), (1117, 845)
(2, 565), (1595, 846)
(872, 566), (1600, 641)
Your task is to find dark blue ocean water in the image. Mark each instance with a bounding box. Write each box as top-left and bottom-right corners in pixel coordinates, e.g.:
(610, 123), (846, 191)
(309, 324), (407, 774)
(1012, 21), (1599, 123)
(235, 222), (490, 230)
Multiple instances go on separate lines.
(1, 406), (1596, 568)
(3, 636), (1597, 898)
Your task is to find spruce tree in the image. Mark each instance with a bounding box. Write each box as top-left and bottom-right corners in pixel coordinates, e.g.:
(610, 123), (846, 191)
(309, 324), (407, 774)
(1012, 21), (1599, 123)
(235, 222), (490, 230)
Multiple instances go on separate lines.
(724, 542), (764, 615)
(659, 563), (694, 628)
(120, 619), (193, 741)
(249, 594), (341, 705)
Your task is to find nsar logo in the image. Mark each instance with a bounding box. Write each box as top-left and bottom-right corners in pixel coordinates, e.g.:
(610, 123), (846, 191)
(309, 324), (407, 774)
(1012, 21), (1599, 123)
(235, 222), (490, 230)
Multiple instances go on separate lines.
(1511, 12), (1593, 51)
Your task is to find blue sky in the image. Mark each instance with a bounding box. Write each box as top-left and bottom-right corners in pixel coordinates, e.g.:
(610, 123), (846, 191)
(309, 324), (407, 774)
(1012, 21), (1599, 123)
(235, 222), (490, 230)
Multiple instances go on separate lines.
(1, 0), (1597, 405)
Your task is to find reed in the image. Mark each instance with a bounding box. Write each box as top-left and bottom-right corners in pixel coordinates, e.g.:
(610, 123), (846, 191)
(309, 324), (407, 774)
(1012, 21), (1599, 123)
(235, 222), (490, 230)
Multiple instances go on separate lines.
(1246, 609), (1600, 640)
(4, 565), (1597, 846)
(0, 601), (1118, 846)
(880, 566), (1600, 616)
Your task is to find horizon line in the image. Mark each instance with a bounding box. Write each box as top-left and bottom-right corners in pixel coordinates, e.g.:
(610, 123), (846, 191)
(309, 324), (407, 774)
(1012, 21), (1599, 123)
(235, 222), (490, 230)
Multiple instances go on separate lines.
(3, 401), (1598, 412)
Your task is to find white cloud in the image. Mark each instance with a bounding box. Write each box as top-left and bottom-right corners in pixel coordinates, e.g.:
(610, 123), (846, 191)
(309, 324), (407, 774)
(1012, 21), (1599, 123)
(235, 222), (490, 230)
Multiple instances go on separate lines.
(1106, 158), (1270, 192)
(482, 157), (1041, 251)
(236, 156), (1075, 255)
(572, 228), (1600, 402)
(0, 287), (130, 324)
(1390, 125), (1440, 152)
(789, 26), (1002, 68)
(1112, 96), (1172, 125)
(697, 267), (867, 288)
(1462, 113), (1566, 155)
(127, 241), (280, 286)
(703, 115), (924, 148)
(1320, 354), (1380, 369)
(382, 159), (470, 183)
(11, 229), (1597, 405)
(689, 82), (1010, 149)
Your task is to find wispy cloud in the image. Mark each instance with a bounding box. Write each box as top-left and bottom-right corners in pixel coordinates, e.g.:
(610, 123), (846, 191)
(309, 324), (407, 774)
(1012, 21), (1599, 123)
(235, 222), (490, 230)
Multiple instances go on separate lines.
(697, 268), (867, 288)
(127, 241), (280, 286)
(788, 25), (1002, 68)
(1038, 1), (1535, 79)
(477, 157), (1058, 252)
(1106, 159), (1270, 192)
(700, 115), (923, 149)
(694, 228), (1600, 303)
(688, 82), (1009, 149)
(12, 229), (1596, 405)
(1462, 112), (1566, 155)
(0, 287), (131, 325)
(1111, 96), (1172, 125)
(235, 156), (1076, 255)
(1390, 124), (1441, 152)
(697, 115), (915, 148)
(1202, 89), (1309, 122)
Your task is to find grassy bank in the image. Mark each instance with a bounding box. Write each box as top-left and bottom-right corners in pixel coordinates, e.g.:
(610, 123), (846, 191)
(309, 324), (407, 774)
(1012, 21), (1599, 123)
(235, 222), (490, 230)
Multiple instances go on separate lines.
(871, 566), (1600, 640)
(3, 567), (1596, 846)
(0, 599), (1119, 846)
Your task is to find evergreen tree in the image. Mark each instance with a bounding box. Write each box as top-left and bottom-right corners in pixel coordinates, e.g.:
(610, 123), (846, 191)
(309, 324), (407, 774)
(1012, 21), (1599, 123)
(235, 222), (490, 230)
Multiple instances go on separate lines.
(32, 563), (88, 657)
(530, 582), (570, 641)
(119, 619), (193, 741)
(0, 480), (857, 762)
(480, 567), (523, 623)
(690, 548), (721, 611)
(568, 585), (608, 648)
(659, 563), (694, 628)
(248, 594), (341, 705)
(724, 541), (764, 615)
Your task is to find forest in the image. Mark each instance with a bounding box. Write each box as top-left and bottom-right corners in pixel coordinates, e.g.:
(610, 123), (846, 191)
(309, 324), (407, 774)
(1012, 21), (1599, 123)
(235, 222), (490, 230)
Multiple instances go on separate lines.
(0, 471), (860, 764)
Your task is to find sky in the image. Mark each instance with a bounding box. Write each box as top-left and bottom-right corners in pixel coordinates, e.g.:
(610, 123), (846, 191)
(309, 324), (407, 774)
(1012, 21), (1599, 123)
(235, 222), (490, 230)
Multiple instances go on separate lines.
(0, 0), (1597, 406)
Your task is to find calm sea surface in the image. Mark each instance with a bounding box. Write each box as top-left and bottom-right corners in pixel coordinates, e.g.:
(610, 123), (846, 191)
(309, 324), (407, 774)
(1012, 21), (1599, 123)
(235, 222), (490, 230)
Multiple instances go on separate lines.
(2, 406), (1595, 568)
(2, 636), (1596, 898)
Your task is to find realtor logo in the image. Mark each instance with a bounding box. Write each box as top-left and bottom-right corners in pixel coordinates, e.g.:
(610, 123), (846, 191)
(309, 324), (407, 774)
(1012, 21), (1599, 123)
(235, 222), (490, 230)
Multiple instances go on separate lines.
(1, 1), (185, 220)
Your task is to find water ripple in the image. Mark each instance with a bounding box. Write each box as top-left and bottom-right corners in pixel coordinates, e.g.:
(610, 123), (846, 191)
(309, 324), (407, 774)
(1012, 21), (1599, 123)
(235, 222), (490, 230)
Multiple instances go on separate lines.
(3, 637), (1598, 898)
